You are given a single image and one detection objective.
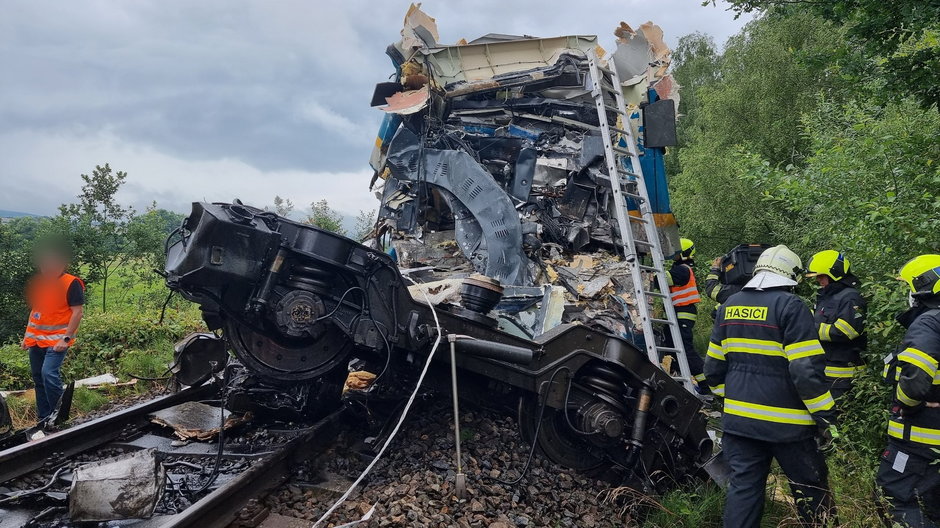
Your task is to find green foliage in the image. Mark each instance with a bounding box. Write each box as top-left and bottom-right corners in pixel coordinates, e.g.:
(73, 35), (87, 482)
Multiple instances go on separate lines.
(669, 11), (850, 261)
(71, 386), (110, 414)
(306, 199), (346, 235)
(738, 97), (940, 363)
(0, 344), (32, 390)
(0, 222), (35, 342)
(126, 205), (185, 274)
(270, 195), (295, 217)
(52, 163), (135, 312)
(353, 209), (377, 241)
(69, 307), (202, 364)
(0, 307), (203, 391)
(668, 32), (720, 176)
(673, 3), (940, 523)
(720, 0), (940, 108)
(642, 483), (726, 527)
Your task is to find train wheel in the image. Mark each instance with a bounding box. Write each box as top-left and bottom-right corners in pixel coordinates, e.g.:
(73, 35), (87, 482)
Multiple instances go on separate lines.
(517, 393), (608, 472)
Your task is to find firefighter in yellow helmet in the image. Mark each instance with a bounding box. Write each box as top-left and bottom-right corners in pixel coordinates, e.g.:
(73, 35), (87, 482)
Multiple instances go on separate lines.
(805, 250), (867, 402)
(704, 245), (837, 527)
(877, 255), (940, 527)
(665, 238), (706, 392)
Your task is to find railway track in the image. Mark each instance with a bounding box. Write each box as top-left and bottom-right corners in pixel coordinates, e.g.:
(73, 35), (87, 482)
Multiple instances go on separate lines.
(0, 383), (347, 528)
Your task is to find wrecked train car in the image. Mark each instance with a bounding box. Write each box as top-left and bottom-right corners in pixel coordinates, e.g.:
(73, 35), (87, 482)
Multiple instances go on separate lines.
(164, 5), (711, 491)
(368, 7), (682, 343)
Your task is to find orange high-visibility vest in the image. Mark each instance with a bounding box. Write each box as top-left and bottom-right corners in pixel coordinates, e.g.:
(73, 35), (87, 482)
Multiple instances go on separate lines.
(24, 273), (84, 348)
(670, 265), (701, 307)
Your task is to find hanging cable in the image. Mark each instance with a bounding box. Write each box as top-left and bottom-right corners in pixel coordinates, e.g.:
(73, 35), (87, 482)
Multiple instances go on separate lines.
(313, 276), (443, 528)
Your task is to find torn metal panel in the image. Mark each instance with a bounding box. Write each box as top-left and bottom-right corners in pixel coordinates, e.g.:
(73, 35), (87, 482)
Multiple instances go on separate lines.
(420, 35), (600, 87)
(149, 401), (249, 441)
(69, 448), (165, 521)
(371, 6), (684, 338)
(379, 86), (431, 115)
(386, 127), (530, 285)
(400, 2), (440, 52)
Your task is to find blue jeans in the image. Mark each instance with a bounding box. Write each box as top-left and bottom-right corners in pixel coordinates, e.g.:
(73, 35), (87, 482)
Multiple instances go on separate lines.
(29, 346), (66, 421)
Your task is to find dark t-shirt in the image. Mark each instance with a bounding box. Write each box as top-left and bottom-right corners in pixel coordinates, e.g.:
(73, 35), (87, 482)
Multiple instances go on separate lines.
(67, 279), (85, 307)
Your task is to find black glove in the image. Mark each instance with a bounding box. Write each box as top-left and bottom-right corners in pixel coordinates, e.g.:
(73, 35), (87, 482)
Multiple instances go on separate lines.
(816, 422), (839, 451)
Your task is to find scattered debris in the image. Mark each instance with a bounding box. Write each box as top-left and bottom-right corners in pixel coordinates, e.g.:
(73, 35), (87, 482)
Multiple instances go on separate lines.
(149, 401), (249, 441)
(73, 373), (119, 387)
(68, 448), (165, 521)
(368, 3), (683, 341)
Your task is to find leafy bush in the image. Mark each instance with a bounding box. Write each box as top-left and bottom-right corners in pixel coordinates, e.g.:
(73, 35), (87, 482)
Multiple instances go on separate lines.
(0, 344), (33, 390)
(0, 306), (203, 391)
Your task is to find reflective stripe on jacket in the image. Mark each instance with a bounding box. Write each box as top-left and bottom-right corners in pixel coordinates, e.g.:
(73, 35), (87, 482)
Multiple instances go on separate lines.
(884, 307), (940, 453)
(24, 273), (83, 348)
(669, 262), (701, 307)
(704, 288), (835, 442)
(813, 279), (867, 376)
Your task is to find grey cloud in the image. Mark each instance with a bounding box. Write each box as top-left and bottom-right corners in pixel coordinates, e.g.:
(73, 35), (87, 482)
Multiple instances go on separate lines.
(0, 0), (750, 216)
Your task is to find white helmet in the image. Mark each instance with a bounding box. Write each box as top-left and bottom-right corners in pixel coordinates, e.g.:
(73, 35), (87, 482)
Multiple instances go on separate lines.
(747, 245), (803, 289)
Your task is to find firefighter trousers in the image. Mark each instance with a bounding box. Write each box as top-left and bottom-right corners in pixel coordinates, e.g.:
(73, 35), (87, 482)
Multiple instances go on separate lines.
(664, 318), (705, 379)
(723, 433), (835, 528)
(679, 319), (704, 377)
(877, 441), (940, 527)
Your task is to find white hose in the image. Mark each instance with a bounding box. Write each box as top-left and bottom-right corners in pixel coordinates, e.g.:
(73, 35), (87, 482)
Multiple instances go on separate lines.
(312, 278), (443, 527)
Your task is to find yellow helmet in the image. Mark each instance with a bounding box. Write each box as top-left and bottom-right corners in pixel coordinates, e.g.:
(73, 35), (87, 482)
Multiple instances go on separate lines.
(899, 254), (940, 295)
(680, 238), (695, 260)
(806, 250), (850, 281)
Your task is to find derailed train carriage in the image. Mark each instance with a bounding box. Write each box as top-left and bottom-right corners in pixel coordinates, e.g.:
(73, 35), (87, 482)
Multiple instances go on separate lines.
(164, 7), (713, 491)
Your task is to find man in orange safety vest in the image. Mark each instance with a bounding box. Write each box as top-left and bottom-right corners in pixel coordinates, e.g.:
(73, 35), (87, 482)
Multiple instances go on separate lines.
(21, 244), (85, 425)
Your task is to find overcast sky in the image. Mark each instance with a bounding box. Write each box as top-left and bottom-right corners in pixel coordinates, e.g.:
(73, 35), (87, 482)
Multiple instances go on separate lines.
(0, 0), (751, 219)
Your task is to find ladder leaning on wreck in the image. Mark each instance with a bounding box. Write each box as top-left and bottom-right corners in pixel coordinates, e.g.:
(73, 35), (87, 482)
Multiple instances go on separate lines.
(587, 50), (696, 393)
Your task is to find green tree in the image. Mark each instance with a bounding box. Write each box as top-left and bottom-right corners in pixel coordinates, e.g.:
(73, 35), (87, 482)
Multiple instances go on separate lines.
(668, 32), (720, 175)
(305, 199), (346, 235)
(0, 222), (35, 342)
(127, 205), (184, 272)
(353, 209), (376, 241)
(669, 11), (845, 260)
(720, 0), (940, 108)
(54, 164), (135, 312)
(271, 195), (295, 217)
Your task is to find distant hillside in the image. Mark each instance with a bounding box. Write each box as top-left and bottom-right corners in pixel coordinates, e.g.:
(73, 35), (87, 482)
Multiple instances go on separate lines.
(0, 210), (41, 218)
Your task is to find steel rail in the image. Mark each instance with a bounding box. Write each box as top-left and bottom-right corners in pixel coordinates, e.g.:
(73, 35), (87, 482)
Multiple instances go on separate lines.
(0, 383), (218, 484)
(160, 408), (346, 528)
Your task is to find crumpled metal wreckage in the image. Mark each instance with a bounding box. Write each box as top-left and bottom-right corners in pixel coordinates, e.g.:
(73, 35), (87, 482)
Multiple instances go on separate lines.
(69, 448), (166, 521)
(368, 4), (682, 344)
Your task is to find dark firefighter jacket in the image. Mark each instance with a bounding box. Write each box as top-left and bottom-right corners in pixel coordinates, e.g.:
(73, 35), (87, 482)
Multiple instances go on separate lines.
(704, 267), (742, 319)
(704, 287), (836, 443)
(705, 267), (742, 305)
(813, 276), (867, 379)
(883, 304), (940, 454)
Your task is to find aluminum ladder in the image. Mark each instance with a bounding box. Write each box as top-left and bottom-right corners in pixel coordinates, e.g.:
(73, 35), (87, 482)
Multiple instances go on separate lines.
(587, 50), (695, 393)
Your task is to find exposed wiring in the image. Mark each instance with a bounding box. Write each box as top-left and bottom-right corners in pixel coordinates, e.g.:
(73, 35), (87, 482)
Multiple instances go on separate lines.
(182, 372), (232, 498)
(0, 467), (66, 505)
(560, 369), (598, 437)
(314, 286), (366, 323)
(313, 276), (443, 528)
(157, 290), (175, 325)
(489, 366), (570, 486)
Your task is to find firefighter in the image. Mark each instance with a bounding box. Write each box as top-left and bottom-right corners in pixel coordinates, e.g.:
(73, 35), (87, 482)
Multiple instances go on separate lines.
(877, 254), (940, 527)
(666, 238), (706, 389)
(805, 250), (867, 402)
(705, 256), (743, 310)
(705, 244), (770, 319)
(704, 245), (838, 528)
